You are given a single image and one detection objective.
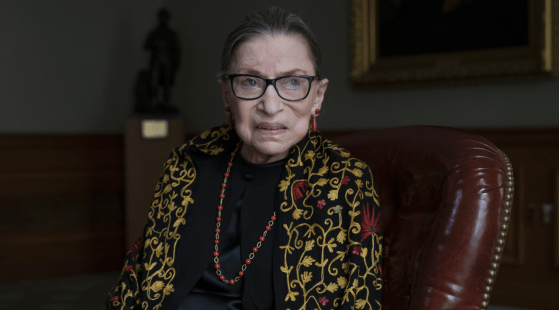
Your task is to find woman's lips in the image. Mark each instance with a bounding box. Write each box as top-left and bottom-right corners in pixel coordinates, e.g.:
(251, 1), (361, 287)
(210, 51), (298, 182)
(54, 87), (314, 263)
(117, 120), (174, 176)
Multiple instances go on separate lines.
(255, 122), (286, 135)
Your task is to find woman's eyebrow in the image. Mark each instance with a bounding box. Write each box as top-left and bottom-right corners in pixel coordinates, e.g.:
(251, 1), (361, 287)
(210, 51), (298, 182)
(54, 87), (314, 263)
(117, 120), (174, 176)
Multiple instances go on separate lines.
(277, 69), (308, 76)
(236, 68), (308, 77)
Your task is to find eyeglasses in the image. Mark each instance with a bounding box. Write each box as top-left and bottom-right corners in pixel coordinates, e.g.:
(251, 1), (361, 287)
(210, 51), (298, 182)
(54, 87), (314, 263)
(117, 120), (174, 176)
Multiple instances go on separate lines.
(228, 74), (318, 101)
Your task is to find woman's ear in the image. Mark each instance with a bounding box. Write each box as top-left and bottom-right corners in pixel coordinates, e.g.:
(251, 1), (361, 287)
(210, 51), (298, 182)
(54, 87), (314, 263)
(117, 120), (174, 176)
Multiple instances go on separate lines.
(312, 78), (329, 112)
(219, 79), (230, 109)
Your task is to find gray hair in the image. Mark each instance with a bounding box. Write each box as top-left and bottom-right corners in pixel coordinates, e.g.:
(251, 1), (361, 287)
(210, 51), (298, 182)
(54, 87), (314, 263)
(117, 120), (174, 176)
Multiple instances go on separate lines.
(218, 7), (322, 81)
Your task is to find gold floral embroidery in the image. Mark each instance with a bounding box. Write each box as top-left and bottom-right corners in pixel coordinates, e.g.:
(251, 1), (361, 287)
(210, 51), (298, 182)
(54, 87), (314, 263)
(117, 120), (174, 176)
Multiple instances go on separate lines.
(191, 126), (230, 154)
(109, 126), (382, 310)
(278, 131), (382, 309)
(110, 127), (230, 309)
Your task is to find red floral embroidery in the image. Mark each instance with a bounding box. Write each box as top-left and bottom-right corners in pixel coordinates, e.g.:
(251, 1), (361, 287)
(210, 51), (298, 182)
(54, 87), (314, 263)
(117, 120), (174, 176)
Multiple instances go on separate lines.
(378, 264), (383, 276)
(352, 246), (361, 255)
(319, 296), (329, 306)
(127, 236), (144, 260)
(361, 202), (381, 242)
(341, 176), (350, 185)
(126, 265), (133, 271)
(293, 181), (309, 201)
(317, 199), (326, 209)
(111, 296), (119, 301)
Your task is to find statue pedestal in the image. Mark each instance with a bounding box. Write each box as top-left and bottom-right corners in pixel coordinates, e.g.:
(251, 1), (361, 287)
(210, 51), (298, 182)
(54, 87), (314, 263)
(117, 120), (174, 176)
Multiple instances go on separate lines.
(124, 116), (183, 248)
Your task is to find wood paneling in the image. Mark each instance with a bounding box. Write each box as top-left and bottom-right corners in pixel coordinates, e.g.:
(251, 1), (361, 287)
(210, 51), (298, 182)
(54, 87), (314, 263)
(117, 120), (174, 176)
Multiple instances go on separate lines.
(0, 135), (125, 284)
(0, 225), (124, 283)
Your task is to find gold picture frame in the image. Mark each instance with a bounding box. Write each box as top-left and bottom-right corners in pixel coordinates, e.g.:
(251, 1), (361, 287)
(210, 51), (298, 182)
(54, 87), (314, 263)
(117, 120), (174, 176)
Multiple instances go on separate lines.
(351, 0), (559, 88)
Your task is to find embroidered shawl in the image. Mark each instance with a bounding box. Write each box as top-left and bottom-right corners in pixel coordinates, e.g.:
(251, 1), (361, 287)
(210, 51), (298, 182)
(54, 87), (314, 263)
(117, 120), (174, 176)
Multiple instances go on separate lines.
(108, 124), (382, 309)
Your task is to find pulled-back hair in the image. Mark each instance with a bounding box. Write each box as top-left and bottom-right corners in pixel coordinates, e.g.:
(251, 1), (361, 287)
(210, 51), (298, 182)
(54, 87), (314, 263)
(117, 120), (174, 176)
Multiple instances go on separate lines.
(218, 7), (322, 81)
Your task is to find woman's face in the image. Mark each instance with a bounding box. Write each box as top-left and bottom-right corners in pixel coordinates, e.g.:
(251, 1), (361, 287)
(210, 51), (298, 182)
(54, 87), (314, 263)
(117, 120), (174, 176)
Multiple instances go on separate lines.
(220, 34), (329, 164)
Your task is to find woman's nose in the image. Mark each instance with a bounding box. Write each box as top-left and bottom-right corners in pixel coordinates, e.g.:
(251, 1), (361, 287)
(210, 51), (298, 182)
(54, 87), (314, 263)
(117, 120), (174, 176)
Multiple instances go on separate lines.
(259, 85), (284, 115)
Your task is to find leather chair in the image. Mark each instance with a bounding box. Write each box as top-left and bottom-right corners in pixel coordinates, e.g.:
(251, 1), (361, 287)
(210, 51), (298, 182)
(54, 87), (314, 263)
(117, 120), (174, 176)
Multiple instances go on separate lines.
(333, 126), (513, 310)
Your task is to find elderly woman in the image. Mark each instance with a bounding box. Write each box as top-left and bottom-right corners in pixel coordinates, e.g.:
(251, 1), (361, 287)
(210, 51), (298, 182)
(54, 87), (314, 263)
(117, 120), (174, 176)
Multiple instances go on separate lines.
(109, 7), (382, 310)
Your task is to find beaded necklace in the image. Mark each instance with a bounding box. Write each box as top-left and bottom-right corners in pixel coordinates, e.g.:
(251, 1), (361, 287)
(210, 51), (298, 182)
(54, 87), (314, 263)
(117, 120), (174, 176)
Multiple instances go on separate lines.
(212, 142), (277, 285)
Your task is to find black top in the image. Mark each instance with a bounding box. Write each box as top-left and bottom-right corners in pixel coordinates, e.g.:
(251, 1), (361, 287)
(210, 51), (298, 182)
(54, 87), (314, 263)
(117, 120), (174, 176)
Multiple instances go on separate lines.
(178, 154), (286, 310)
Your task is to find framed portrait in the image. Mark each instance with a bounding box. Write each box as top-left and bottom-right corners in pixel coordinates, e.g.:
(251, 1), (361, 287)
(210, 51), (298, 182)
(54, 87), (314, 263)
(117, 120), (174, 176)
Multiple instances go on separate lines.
(351, 0), (558, 88)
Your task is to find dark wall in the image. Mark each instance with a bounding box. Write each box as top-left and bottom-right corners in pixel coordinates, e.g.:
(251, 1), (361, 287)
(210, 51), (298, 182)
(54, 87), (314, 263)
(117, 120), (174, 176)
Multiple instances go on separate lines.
(1, 1), (558, 134)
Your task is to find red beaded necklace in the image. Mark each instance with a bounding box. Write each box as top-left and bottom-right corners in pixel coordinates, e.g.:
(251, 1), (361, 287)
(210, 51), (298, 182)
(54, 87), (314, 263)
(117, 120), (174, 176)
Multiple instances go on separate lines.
(212, 142), (277, 285)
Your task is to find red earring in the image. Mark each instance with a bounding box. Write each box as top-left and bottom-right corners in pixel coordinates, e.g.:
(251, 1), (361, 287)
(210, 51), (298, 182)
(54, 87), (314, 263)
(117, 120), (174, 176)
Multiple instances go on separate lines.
(226, 107), (234, 130)
(312, 109), (320, 132)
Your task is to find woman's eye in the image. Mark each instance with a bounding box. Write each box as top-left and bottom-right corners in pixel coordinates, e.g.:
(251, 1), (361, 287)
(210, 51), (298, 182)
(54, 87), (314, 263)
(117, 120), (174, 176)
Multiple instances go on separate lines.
(241, 78), (258, 87)
(287, 78), (301, 87)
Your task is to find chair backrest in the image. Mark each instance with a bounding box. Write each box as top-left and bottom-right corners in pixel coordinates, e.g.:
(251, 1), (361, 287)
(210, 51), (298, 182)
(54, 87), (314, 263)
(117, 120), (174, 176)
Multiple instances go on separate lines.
(333, 126), (513, 310)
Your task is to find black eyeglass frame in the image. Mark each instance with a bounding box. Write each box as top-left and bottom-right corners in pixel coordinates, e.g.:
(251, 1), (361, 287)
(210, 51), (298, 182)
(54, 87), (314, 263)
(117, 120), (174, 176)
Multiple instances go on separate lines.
(227, 74), (319, 101)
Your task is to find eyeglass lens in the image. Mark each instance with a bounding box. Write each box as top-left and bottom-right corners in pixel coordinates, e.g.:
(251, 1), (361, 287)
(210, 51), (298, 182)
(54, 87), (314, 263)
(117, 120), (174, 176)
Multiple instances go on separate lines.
(232, 76), (311, 100)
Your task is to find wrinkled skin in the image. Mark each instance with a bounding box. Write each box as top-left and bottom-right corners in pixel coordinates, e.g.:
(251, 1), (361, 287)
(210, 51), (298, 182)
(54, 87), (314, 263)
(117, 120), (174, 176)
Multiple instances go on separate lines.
(220, 34), (329, 164)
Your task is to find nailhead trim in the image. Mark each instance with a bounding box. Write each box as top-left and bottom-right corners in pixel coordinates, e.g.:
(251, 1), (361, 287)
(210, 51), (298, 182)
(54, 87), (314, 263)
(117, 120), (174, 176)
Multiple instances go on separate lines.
(481, 150), (513, 309)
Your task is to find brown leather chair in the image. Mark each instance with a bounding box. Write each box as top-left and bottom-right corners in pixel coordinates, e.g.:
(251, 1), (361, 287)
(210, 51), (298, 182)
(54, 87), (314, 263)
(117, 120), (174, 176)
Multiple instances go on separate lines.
(333, 126), (513, 310)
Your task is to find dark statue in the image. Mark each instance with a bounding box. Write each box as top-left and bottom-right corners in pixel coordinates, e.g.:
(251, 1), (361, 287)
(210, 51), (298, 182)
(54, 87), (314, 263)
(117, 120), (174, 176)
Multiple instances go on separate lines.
(135, 9), (180, 114)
